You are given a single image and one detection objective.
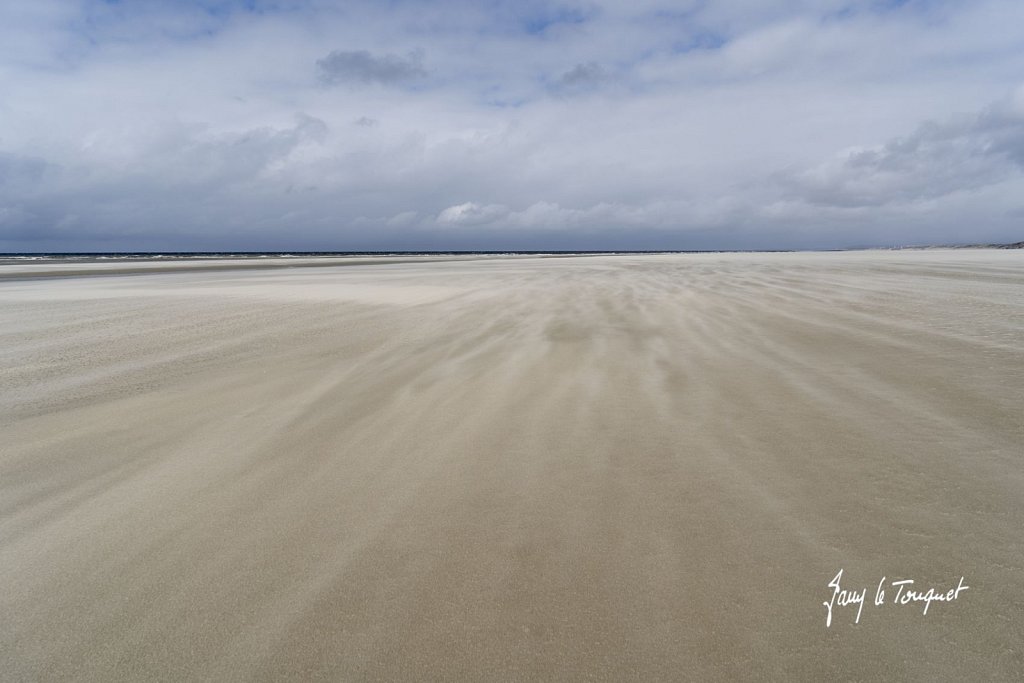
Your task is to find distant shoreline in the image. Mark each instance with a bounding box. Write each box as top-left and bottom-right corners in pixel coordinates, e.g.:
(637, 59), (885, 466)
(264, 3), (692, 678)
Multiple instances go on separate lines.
(0, 243), (1020, 281)
(1, 241), (1020, 263)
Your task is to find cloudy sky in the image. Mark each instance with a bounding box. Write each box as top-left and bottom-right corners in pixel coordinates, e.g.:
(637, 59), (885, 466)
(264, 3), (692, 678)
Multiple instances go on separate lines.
(2, 0), (1023, 251)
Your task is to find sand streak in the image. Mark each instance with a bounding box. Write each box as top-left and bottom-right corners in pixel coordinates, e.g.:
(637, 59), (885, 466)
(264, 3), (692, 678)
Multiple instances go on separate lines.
(2, 252), (1022, 680)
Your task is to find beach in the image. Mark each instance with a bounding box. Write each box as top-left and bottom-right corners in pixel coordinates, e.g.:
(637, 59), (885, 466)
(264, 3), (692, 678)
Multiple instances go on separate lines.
(1, 251), (1022, 680)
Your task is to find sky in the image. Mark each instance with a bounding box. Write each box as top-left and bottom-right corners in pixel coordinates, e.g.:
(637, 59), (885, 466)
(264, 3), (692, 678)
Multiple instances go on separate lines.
(1, 0), (1023, 251)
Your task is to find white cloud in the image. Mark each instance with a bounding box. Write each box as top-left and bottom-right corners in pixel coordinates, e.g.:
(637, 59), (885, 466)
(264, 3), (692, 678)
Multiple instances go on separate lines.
(436, 202), (510, 226)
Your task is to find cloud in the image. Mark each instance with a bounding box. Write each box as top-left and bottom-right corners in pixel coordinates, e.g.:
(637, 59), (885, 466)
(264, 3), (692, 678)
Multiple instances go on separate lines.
(132, 113), (328, 186)
(387, 210), (418, 227)
(0, 114), (332, 248)
(437, 202), (510, 226)
(2, 1), (1024, 250)
(554, 62), (610, 93)
(316, 49), (427, 86)
(778, 97), (1024, 208)
(0, 152), (53, 189)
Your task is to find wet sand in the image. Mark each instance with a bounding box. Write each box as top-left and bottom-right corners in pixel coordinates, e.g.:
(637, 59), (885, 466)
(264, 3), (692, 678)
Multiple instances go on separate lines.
(1, 251), (1022, 680)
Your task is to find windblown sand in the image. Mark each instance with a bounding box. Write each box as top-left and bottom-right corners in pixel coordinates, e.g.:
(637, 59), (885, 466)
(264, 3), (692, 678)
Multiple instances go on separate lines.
(2, 252), (1022, 681)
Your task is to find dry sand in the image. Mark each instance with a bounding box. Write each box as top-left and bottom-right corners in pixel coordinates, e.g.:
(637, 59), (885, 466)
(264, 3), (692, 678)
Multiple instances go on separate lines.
(1, 251), (1022, 681)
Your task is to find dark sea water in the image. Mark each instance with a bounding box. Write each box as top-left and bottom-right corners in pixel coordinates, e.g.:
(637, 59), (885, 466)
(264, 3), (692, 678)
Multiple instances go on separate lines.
(0, 249), (795, 266)
(2, 251), (557, 259)
(0, 251), (623, 261)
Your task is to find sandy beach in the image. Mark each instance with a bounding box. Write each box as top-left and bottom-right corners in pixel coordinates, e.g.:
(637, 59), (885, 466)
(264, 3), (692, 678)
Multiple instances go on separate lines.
(1, 251), (1022, 681)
